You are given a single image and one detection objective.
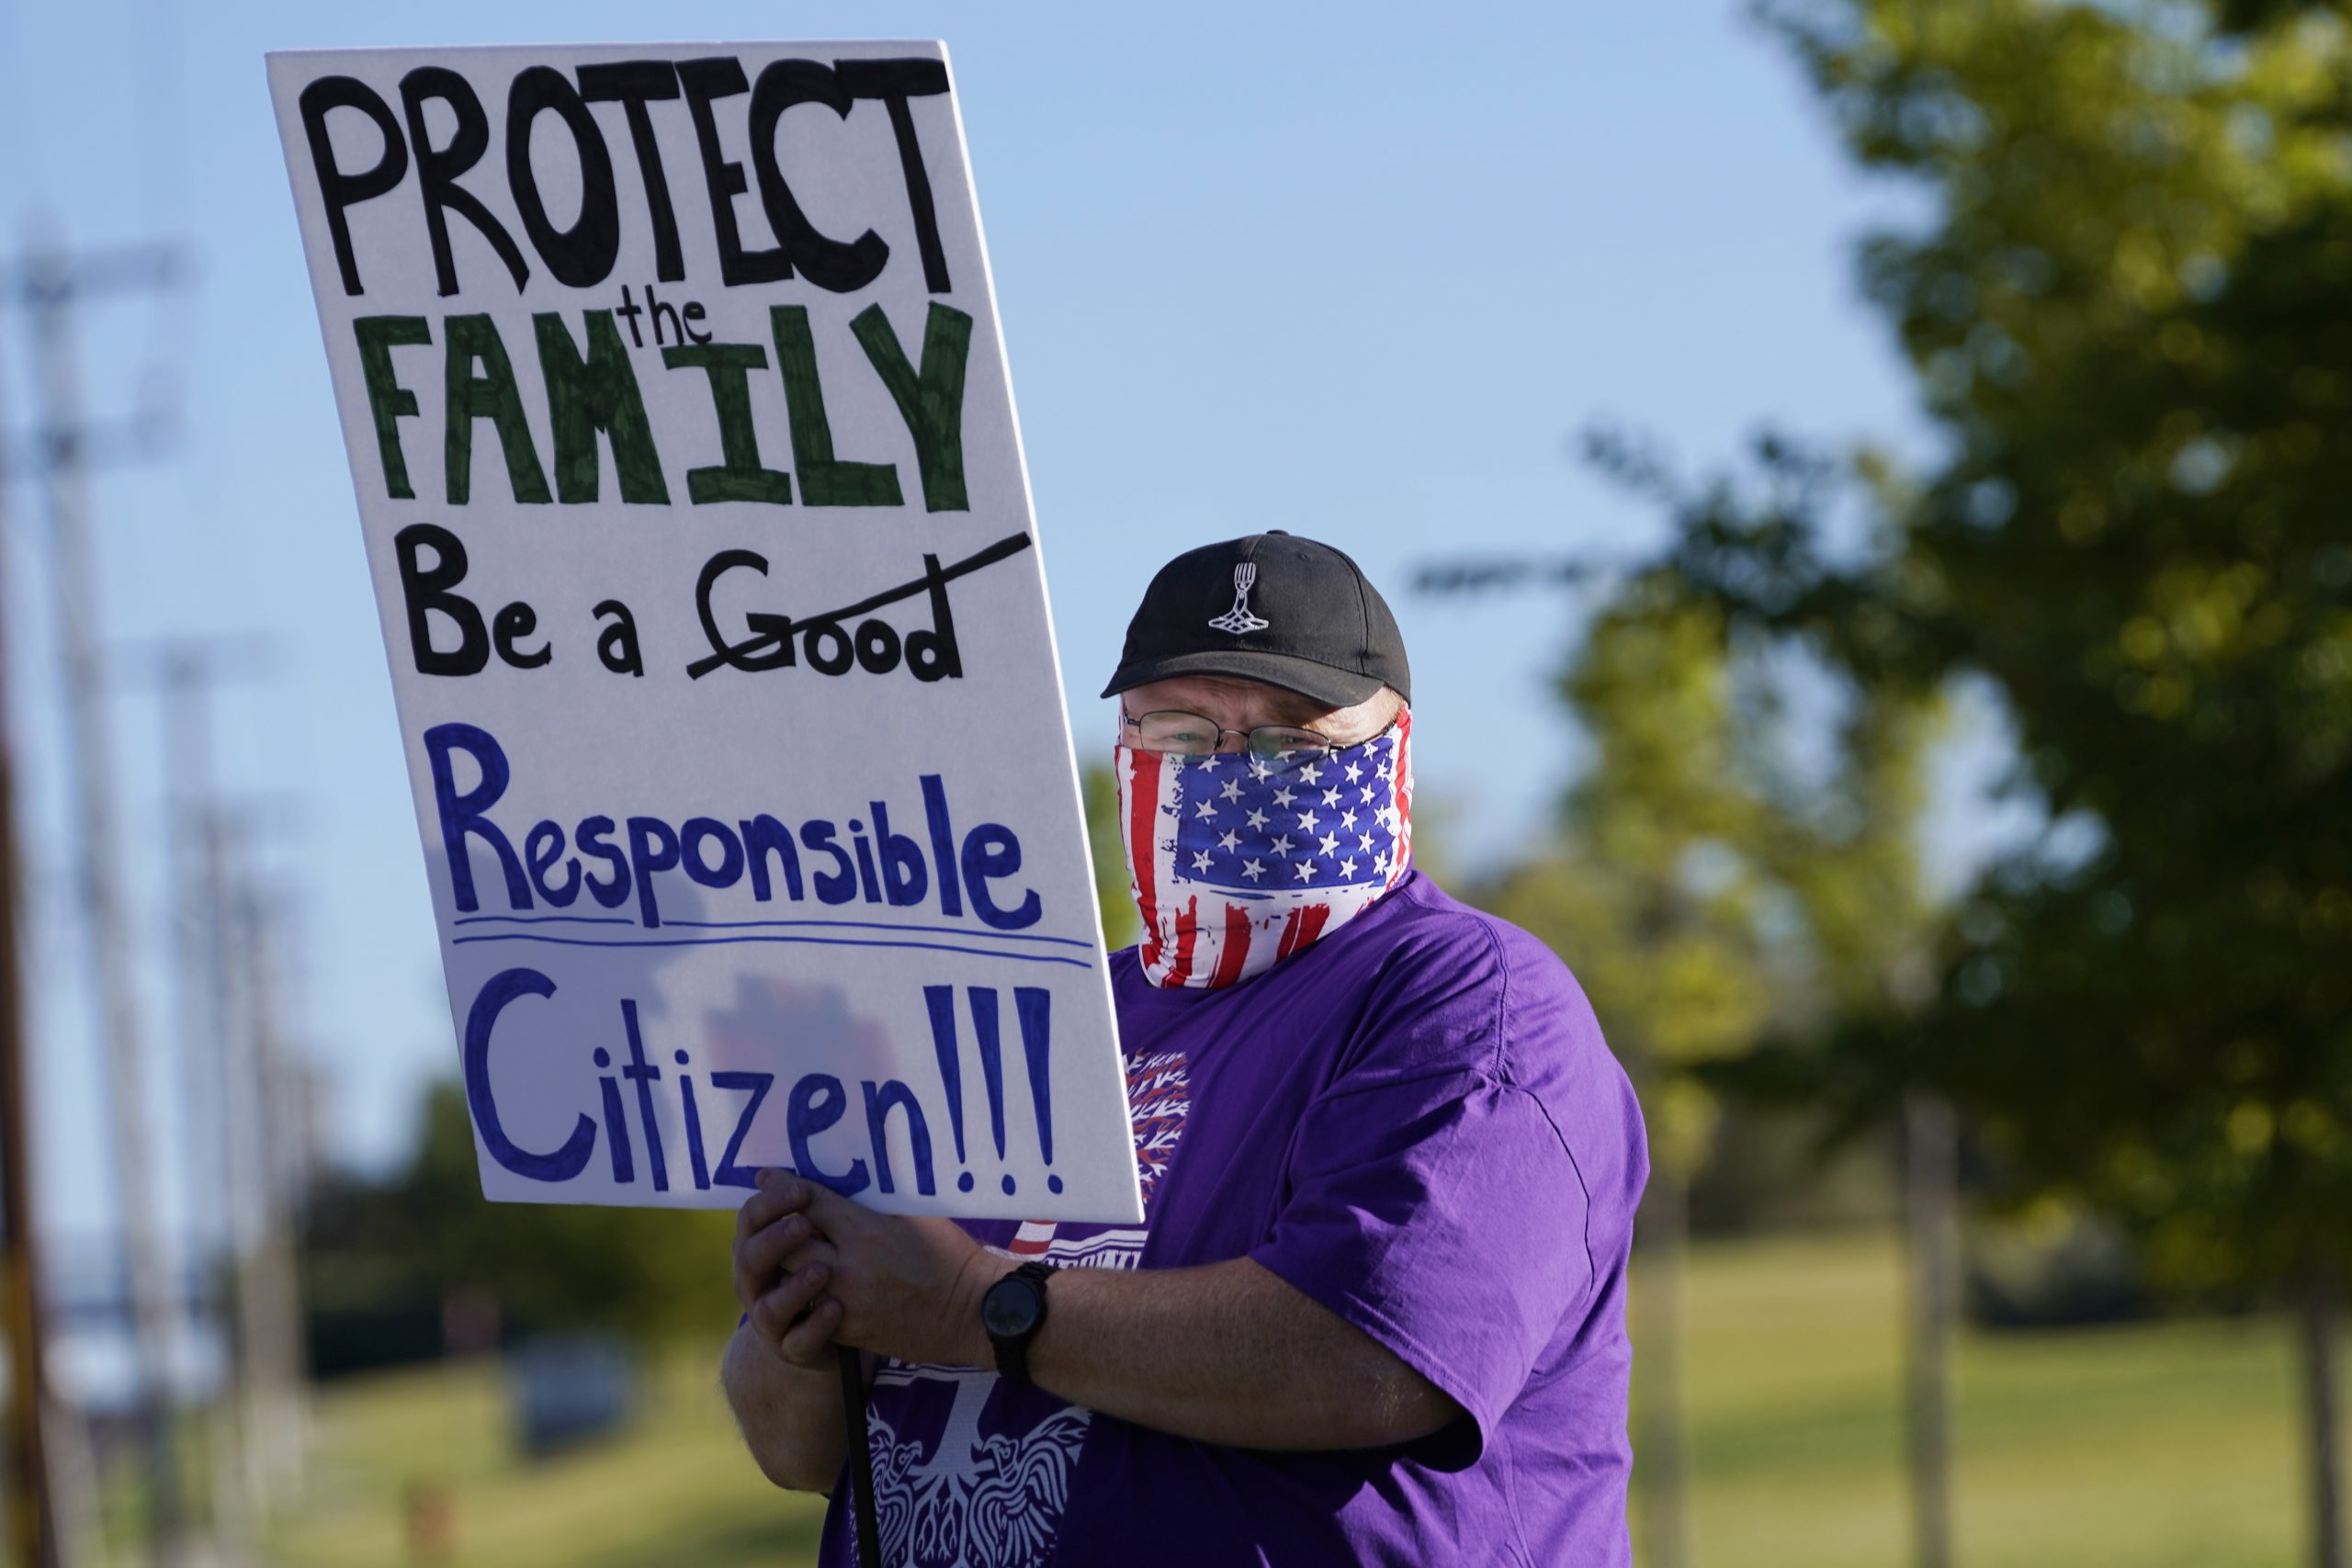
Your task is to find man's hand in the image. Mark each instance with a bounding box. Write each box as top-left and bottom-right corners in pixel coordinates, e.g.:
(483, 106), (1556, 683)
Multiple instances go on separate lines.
(735, 1169), (1017, 1371)
(730, 1170), (848, 1370)
(731, 1172), (1462, 1453)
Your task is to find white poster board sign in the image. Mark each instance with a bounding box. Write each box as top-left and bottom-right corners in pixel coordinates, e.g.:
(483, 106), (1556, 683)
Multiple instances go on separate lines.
(266, 42), (1139, 1223)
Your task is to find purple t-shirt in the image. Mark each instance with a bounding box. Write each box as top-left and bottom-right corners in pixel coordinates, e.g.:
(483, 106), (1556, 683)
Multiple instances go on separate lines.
(818, 873), (1647, 1567)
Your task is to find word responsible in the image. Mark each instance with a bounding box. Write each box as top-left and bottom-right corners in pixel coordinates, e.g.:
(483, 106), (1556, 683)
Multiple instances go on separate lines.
(427, 722), (1039, 931)
(269, 42), (1138, 1221)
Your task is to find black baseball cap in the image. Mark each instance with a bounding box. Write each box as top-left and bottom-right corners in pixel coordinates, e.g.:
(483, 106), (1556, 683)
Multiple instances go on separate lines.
(1100, 532), (1411, 708)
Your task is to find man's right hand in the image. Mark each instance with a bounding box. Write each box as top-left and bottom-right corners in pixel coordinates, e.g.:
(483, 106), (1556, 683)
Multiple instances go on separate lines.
(722, 1172), (853, 1492)
(733, 1170), (847, 1370)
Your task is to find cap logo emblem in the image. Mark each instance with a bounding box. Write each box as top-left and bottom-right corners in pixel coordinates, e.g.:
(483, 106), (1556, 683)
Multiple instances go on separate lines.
(1207, 562), (1270, 635)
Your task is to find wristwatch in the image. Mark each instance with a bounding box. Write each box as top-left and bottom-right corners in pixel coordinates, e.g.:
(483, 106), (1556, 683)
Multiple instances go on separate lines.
(981, 1260), (1057, 1385)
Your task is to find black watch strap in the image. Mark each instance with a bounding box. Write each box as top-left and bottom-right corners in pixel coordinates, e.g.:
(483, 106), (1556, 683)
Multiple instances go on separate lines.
(985, 1260), (1057, 1386)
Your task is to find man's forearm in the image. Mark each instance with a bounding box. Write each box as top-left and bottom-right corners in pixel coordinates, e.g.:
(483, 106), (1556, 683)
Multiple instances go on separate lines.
(734, 1177), (1463, 1455)
(957, 1257), (1460, 1452)
(720, 1323), (849, 1492)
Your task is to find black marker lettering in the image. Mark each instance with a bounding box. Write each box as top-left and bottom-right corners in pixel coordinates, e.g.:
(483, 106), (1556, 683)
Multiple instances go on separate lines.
(576, 61), (686, 282)
(299, 76), (410, 296)
(748, 60), (888, 295)
(506, 65), (621, 288)
(400, 66), (530, 296)
(837, 57), (954, 293)
(676, 57), (790, 287)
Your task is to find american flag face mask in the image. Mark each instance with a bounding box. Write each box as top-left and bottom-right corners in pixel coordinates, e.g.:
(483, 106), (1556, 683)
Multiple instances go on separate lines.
(1114, 710), (1414, 988)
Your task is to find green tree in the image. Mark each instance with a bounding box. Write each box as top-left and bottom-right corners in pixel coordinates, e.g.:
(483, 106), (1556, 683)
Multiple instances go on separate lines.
(1483, 584), (1781, 1568)
(1645, 3), (2352, 1560)
(304, 1083), (739, 1350)
(1080, 761), (1140, 952)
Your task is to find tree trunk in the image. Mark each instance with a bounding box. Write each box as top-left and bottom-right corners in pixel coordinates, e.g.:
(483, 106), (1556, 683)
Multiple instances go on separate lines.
(1902, 1095), (1957, 1568)
(2302, 1262), (2344, 1568)
(1634, 1168), (1691, 1568)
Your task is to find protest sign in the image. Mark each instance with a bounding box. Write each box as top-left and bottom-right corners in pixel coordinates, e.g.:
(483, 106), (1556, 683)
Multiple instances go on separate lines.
(266, 42), (1140, 1222)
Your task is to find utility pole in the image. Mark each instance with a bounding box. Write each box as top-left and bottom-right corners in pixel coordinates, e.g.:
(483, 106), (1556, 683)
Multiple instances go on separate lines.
(123, 637), (273, 1552)
(222, 840), (306, 1511)
(0, 280), (66, 1568)
(9, 228), (189, 1568)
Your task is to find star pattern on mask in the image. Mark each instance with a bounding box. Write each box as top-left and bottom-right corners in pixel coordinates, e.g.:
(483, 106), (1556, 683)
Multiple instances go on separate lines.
(1161, 733), (1405, 898)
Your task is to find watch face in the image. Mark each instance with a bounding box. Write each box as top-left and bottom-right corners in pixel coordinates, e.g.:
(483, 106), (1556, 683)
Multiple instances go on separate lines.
(983, 1276), (1043, 1339)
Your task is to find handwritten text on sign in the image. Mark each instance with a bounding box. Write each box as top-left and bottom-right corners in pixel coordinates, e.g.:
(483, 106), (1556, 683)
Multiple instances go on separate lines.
(268, 43), (1139, 1222)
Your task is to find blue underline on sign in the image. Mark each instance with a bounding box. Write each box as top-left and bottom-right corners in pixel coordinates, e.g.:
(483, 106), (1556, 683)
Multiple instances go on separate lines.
(453, 914), (637, 927)
(448, 914), (1095, 949)
(661, 917), (1094, 949)
(448, 931), (1096, 968)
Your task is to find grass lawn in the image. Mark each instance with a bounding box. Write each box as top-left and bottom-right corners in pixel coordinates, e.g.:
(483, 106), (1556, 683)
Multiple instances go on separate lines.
(263, 1347), (828, 1568)
(265, 1228), (2303, 1567)
(1666, 1230), (2301, 1568)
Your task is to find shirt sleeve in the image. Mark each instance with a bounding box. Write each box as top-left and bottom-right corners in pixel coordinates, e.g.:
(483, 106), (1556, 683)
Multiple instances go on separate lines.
(1247, 1058), (1593, 1469)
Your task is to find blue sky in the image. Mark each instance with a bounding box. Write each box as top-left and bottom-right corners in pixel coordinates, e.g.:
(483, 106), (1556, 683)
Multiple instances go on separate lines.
(0, 1), (1958, 1247)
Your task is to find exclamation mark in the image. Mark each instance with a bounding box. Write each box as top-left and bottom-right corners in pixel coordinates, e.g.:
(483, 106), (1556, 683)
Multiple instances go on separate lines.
(924, 984), (974, 1193)
(967, 987), (1013, 1194)
(1014, 987), (1058, 1195)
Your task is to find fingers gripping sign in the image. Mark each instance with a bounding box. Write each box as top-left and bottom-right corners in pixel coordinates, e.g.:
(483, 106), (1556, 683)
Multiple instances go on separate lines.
(734, 1168), (824, 1298)
(740, 1167), (1014, 1371)
(737, 1170), (842, 1369)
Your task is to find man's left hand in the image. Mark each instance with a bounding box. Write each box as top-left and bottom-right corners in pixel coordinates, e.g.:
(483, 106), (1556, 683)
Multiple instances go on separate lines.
(739, 1170), (1017, 1371)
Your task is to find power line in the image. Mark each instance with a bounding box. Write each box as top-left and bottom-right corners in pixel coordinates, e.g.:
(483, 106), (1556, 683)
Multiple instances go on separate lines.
(5, 224), (194, 1568)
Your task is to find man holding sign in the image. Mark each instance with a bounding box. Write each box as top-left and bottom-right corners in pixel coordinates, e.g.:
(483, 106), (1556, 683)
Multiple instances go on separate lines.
(265, 38), (1641, 1567)
(726, 535), (1648, 1566)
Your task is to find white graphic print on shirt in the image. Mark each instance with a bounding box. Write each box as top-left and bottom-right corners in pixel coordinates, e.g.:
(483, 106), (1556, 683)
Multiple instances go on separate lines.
(855, 1049), (1191, 1568)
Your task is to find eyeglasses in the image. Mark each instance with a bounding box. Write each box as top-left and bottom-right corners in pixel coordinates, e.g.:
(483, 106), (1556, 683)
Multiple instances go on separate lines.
(1121, 708), (1336, 757)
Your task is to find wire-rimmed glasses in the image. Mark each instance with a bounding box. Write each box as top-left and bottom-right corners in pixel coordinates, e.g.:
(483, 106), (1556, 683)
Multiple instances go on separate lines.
(1120, 709), (1333, 757)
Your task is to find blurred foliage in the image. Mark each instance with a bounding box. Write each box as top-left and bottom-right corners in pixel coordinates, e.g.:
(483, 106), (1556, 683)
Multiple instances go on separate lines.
(1079, 761), (1140, 952)
(1479, 566), (1941, 1192)
(1634, 0), (2352, 1303)
(304, 1082), (739, 1353)
(1482, 590), (1777, 1182)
